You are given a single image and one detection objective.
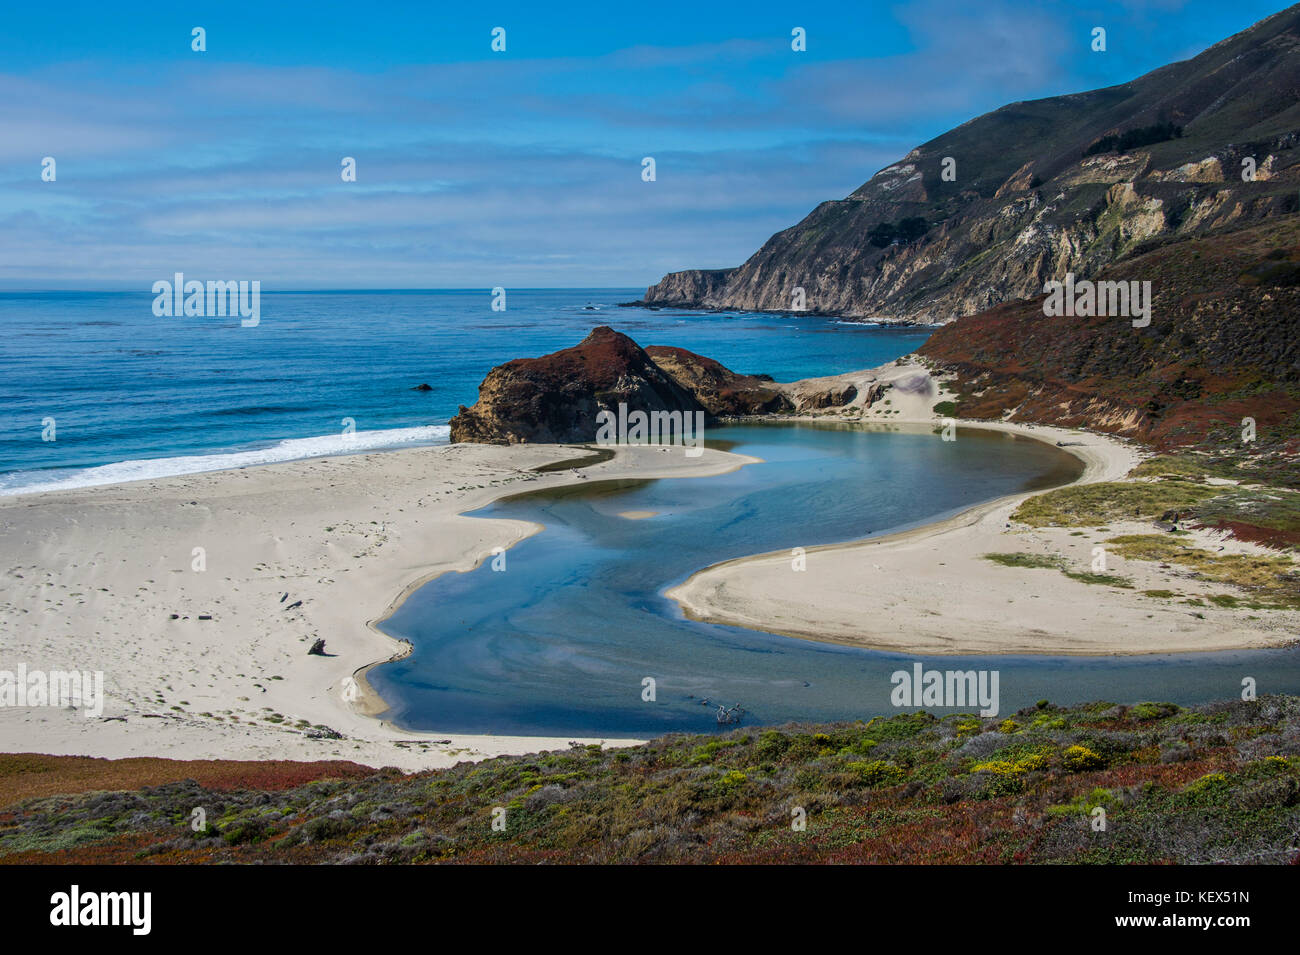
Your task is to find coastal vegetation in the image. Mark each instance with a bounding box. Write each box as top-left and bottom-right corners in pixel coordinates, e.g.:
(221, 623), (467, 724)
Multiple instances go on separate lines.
(921, 216), (1300, 451)
(983, 553), (1133, 589)
(1001, 447), (1300, 607)
(1014, 454), (1300, 547)
(1083, 121), (1183, 157)
(3, 697), (1297, 864)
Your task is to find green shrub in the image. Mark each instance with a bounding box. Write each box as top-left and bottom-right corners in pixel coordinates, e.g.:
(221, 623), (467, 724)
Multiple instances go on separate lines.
(845, 760), (905, 787)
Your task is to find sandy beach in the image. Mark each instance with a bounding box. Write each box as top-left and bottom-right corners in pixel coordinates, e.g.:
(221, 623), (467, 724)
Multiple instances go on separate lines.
(4, 360), (1297, 774)
(669, 361), (1300, 655)
(0, 441), (753, 771)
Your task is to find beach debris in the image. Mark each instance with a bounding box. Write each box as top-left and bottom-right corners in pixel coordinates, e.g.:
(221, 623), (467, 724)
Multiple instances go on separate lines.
(305, 725), (343, 740)
(284, 600), (303, 611)
(198, 614), (212, 620)
(280, 592), (288, 603)
(308, 638), (327, 656)
(716, 703), (746, 725)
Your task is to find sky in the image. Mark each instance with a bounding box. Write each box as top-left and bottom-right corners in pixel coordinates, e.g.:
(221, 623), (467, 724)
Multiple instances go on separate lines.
(0, 0), (1289, 289)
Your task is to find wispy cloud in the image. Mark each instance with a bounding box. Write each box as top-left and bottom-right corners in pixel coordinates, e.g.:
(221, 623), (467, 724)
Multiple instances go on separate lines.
(0, 0), (1280, 287)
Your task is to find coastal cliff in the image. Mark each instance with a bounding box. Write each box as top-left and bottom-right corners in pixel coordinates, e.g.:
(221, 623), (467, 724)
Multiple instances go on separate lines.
(636, 6), (1300, 323)
(448, 326), (792, 444)
(641, 268), (736, 309)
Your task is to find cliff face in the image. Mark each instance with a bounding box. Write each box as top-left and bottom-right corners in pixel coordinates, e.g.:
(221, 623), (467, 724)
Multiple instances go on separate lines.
(638, 6), (1300, 323)
(448, 327), (792, 444)
(918, 217), (1300, 450)
(641, 269), (736, 309)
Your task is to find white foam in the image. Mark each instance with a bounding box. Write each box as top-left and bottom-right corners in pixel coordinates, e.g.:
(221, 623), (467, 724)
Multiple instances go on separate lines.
(0, 425), (450, 496)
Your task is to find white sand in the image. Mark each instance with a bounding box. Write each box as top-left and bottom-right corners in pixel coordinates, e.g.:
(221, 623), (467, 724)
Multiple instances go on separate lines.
(5, 361), (1296, 774)
(0, 442), (753, 771)
(669, 362), (1300, 655)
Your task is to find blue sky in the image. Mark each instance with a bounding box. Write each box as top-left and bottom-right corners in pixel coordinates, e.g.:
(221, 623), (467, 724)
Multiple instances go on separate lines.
(0, 0), (1287, 289)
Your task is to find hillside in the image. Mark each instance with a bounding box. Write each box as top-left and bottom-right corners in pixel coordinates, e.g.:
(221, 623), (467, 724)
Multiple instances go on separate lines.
(3, 697), (1298, 864)
(636, 5), (1300, 322)
(918, 216), (1300, 451)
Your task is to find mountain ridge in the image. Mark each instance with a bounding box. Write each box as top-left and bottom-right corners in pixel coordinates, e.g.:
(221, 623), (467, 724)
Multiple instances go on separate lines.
(635, 5), (1300, 323)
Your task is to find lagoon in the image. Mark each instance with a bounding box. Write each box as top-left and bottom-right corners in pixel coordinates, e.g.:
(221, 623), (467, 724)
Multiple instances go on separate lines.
(372, 421), (1300, 736)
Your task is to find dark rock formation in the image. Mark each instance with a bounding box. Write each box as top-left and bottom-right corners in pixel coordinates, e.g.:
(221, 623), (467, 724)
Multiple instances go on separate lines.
(448, 327), (792, 444)
(637, 8), (1300, 323)
(644, 345), (790, 415)
(412, 383), (433, 391)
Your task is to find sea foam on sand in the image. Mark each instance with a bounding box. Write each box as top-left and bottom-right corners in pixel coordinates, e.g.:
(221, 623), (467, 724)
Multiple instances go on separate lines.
(0, 425), (450, 497)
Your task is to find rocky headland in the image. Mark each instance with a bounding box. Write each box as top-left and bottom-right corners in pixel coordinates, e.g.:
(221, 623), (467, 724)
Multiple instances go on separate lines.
(632, 7), (1300, 324)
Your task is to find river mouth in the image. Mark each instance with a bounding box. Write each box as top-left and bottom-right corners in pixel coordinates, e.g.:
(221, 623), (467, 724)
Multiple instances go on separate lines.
(370, 422), (1299, 737)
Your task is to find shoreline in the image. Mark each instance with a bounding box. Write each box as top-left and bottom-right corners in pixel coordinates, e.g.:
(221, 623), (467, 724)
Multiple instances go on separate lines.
(6, 359), (1297, 772)
(667, 361), (1300, 656)
(351, 447), (767, 724)
(0, 440), (757, 771)
(614, 300), (943, 328)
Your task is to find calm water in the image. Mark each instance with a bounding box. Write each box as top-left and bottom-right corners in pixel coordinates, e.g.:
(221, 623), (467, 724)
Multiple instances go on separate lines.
(0, 289), (929, 493)
(372, 422), (1300, 737)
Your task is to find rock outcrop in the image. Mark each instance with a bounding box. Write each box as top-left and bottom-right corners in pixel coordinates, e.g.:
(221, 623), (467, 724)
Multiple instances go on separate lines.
(634, 7), (1300, 324)
(787, 381), (859, 411)
(640, 269), (736, 309)
(643, 345), (789, 415)
(448, 327), (792, 444)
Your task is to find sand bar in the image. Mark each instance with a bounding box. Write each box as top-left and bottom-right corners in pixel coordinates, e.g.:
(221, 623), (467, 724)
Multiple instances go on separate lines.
(669, 363), (1300, 655)
(0, 442), (753, 770)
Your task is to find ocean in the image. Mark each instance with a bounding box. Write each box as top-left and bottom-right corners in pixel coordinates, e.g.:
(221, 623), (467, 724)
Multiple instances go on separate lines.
(0, 289), (931, 494)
